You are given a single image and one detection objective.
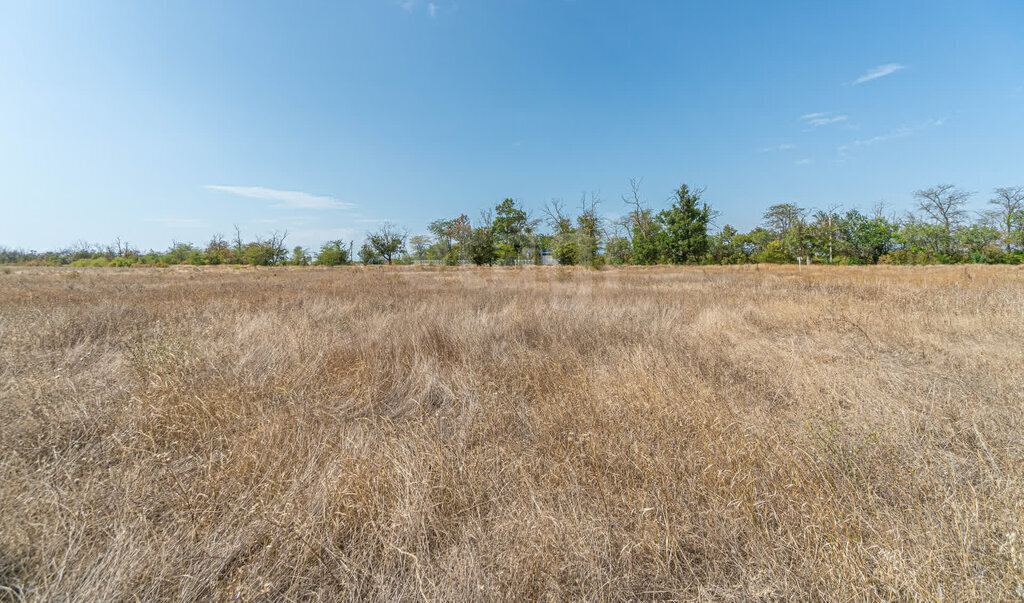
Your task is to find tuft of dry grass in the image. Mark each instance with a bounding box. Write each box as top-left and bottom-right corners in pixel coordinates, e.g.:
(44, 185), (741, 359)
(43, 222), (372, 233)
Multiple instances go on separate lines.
(1, 264), (1022, 600)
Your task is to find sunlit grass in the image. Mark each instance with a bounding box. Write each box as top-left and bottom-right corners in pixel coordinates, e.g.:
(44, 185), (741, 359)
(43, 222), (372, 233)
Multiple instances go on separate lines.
(1, 264), (1022, 600)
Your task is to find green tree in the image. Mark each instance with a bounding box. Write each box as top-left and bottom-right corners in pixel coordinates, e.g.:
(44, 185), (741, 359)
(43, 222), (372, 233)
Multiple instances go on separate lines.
(205, 235), (232, 265)
(468, 227), (496, 265)
(366, 223), (406, 265)
(243, 243), (276, 266)
(315, 240), (350, 266)
(290, 246), (310, 265)
(989, 186), (1024, 252)
(605, 235), (632, 265)
(358, 243), (382, 265)
(553, 235), (579, 265)
(545, 200), (580, 265)
(166, 241), (196, 264)
(844, 211), (897, 263)
(623, 178), (663, 265)
(761, 203), (806, 260)
(958, 223), (1001, 255)
(708, 224), (746, 264)
(492, 198), (529, 264)
(574, 193), (603, 264)
(630, 211), (665, 265)
(657, 184), (711, 264)
(428, 214), (471, 263)
(407, 235), (431, 261)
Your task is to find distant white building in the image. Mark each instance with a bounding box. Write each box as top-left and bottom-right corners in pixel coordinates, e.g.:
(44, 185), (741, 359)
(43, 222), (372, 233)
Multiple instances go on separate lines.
(540, 250), (558, 266)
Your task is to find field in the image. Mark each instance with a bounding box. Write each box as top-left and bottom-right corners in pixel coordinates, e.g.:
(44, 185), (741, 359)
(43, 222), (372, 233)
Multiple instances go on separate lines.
(1, 264), (1022, 600)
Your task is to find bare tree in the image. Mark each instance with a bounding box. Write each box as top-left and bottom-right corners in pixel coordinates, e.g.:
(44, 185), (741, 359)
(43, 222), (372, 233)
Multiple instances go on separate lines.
(543, 199), (571, 233)
(871, 200), (890, 220)
(914, 184), (971, 238)
(578, 191), (603, 234)
(268, 230), (289, 264)
(232, 224), (245, 256)
(610, 215), (632, 241)
(623, 177), (648, 238)
(989, 186), (1024, 251)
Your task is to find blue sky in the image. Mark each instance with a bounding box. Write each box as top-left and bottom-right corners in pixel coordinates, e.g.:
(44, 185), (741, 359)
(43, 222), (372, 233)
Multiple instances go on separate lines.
(2, 0), (1022, 251)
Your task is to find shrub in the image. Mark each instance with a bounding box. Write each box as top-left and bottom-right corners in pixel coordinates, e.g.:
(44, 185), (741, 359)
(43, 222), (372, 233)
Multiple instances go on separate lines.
(315, 239), (352, 266)
(753, 240), (790, 264)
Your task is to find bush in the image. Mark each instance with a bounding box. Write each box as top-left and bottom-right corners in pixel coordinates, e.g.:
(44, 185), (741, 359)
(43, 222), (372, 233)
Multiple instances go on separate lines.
(552, 237), (578, 266)
(315, 241), (350, 266)
(752, 240), (790, 264)
(243, 244), (276, 266)
(879, 250), (932, 265)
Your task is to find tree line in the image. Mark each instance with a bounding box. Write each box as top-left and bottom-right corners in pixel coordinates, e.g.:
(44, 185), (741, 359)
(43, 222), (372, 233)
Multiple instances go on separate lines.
(3, 183), (1023, 267)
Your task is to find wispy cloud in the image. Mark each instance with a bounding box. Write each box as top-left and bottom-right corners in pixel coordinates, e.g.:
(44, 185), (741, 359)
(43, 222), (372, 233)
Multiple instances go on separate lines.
(758, 143), (795, 153)
(144, 218), (205, 228)
(794, 158), (813, 166)
(205, 185), (355, 210)
(799, 112), (848, 127)
(400, 0), (415, 12)
(837, 117), (946, 152)
(428, 2), (438, 18)
(851, 63), (906, 85)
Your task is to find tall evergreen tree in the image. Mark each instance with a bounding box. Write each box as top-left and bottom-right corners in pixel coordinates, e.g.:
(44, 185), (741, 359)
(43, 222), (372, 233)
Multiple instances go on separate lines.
(657, 185), (711, 264)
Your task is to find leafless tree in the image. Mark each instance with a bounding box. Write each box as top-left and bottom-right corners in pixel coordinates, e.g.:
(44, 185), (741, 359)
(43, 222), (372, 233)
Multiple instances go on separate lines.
(989, 186), (1024, 251)
(913, 184), (971, 237)
(578, 191), (603, 235)
(871, 200), (889, 220)
(267, 230), (289, 264)
(544, 199), (571, 233)
(610, 215), (632, 241)
(232, 224), (245, 255)
(622, 177), (648, 238)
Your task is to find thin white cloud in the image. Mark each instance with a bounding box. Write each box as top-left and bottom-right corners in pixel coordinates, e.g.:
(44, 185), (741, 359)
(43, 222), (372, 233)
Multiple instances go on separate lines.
(758, 143), (795, 153)
(794, 158), (813, 166)
(144, 218), (205, 228)
(428, 2), (438, 18)
(205, 185), (355, 210)
(837, 117), (946, 152)
(851, 63), (906, 85)
(400, 0), (416, 12)
(799, 112), (848, 127)
(811, 115), (848, 127)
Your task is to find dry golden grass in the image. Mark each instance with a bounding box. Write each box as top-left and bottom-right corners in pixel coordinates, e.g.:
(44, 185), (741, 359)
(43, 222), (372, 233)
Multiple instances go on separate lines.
(1, 264), (1022, 600)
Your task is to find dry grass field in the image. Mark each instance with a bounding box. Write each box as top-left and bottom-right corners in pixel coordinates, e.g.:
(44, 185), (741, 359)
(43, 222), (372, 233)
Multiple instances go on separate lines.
(1, 264), (1022, 600)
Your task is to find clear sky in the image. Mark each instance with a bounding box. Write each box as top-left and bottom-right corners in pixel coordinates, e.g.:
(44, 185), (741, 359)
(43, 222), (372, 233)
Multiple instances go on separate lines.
(2, 0), (1022, 251)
